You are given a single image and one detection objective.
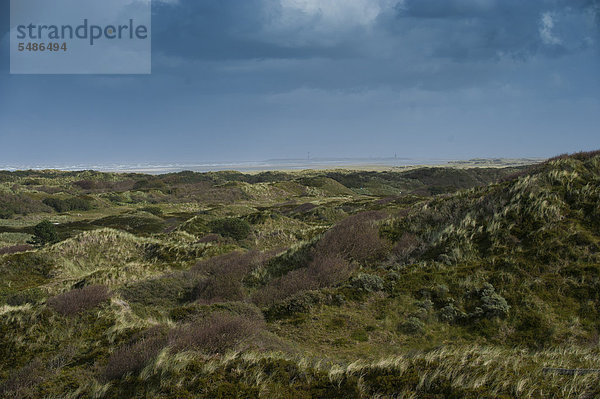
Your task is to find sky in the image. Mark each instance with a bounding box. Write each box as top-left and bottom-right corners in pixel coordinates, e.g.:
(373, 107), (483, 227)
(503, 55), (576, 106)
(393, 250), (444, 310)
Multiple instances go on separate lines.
(0, 0), (599, 166)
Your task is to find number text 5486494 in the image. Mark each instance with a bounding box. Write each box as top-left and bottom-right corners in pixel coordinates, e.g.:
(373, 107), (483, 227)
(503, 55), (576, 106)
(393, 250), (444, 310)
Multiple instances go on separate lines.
(18, 42), (68, 52)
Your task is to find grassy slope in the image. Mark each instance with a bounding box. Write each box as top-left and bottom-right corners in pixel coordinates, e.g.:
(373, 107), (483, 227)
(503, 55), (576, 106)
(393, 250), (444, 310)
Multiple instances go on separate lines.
(1, 157), (599, 398)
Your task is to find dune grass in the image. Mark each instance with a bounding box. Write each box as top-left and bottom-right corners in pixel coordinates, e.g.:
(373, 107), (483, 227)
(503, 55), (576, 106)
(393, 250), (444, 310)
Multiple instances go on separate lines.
(1, 155), (599, 398)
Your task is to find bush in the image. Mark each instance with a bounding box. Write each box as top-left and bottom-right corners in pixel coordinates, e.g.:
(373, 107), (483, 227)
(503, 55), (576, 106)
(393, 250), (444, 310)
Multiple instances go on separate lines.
(0, 244), (33, 255)
(169, 313), (264, 354)
(349, 273), (384, 293)
(43, 197), (93, 213)
(104, 327), (167, 380)
(0, 358), (46, 397)
(264, 290), (325, 320)
(249, 242), (315, 286)
(399, 317), (425, 335)
(198, 233), (221, 243)
(73, 179), (95, 190)
(478, 283), (510, 319)
(252, 268), (318, 307)
(392, 233), (423, 261)
(309, 255), (354, 287)
(74, 179), (135, 191)
(252, 255), (352, 307)
(438, 303), (465, 323)
(315, 212), (389, 263)
(194, 275), (246, 304)
(6, 288), (44, 306)
(121, 274), (196, 307)
(192, 250), (266, 279)
(208, 218), (251, 240)
(93, 213), (165, 235)
(192, 251), (272, 304)
(47, 285), (110, 316)
(30, 220), (59, 245)
(0, 192), (49, 219)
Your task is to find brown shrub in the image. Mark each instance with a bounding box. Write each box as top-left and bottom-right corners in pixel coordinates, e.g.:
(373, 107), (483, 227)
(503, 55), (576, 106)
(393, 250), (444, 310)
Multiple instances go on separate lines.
(169, 313), (263, 354)
(197, 233), (221, 243)
(191, 251), (272, 304)
(73, 179), (135, 192)
(0, 358), (46, 398)
(192, 250), (267, 279)
(374, 196), (400, 206)
(252, 268), (317, 307)
(309, 254), (354, 287)
(194, 275), (246, 304)
(104, 327), (167, 380)
(392, 233), (423, 260)
(315, 211), (389, 263)
(0, 244), (33, 255)
(47, 285), (111, 316)
(73, 179), (96, 190)
(252, 255), (352, 307)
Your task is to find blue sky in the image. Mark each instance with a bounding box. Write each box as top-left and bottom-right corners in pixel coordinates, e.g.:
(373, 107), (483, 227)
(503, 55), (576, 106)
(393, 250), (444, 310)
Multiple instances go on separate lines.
(1, 0), (599, 165)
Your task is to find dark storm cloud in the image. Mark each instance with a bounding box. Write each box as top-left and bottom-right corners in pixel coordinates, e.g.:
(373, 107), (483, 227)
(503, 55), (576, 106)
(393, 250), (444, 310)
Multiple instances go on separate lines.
(151, 0), (362, 60)
(394, 0), (598, 61)
(144, 0), (600, 98)
(150, 0), (598, 64)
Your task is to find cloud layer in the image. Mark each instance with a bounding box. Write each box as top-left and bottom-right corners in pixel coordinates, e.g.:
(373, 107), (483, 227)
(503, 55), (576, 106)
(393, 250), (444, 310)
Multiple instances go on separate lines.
(0, 0), (598, 164)
(151, 0), (598, 61)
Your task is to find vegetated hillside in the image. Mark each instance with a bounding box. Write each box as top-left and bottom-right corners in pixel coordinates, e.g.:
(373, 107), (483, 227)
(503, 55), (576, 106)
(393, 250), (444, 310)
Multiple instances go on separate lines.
(1, 155), (599, 398)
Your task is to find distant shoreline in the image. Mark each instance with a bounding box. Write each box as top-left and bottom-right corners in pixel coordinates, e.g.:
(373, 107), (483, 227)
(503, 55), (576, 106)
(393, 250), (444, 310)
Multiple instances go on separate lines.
(0, 158), (543, 174)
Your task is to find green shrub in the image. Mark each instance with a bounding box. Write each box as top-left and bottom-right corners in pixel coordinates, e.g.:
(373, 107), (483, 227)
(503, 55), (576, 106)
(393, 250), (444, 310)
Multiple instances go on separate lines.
(438, 303), (465, 323)
(349, 273), (384, 293)
(30, 220), (59, 245)
(418, 298), (434, 312)
(0, 192), (49, 218)
(246, 242), (315, 287)
(6, 288), (44, 306)
(93, 213), (165, 235)
(478, 283), (510, 319)
(208, 218), (251, 240)
(43, 197), (93, 213)
(264, 290), (325, 320)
